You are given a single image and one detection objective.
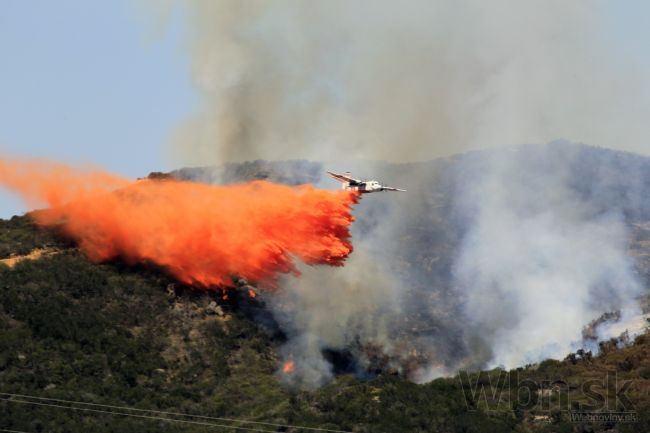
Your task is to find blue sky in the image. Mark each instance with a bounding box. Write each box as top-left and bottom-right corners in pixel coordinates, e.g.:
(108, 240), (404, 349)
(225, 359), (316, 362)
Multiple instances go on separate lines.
(0, 0), (197, 217)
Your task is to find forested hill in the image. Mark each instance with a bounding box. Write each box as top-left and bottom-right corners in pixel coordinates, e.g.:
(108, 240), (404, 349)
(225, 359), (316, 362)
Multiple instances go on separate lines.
(0, 216), (510, 433)
(3, 142), (650, 432)
(2, 215), (650, 432)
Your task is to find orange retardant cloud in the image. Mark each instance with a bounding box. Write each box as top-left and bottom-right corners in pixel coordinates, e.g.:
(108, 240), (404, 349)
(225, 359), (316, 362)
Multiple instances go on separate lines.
(0, 158), (358, 289)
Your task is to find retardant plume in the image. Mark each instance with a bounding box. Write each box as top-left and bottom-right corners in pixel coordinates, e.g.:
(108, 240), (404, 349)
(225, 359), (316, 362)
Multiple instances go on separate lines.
(0, 158), (358, 289)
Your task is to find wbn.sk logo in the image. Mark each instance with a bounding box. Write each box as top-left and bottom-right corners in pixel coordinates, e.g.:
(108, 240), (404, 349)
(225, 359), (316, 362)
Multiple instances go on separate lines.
(458, 370), (637, 423)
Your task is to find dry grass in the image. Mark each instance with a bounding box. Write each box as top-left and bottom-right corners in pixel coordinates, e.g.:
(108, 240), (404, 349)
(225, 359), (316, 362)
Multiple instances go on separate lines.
(0, 247), (59, 267)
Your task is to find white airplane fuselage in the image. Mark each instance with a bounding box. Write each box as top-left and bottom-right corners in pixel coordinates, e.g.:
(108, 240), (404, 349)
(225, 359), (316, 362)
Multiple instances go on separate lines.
(327, 171), (405, 193)
(340, 180), (385, 193)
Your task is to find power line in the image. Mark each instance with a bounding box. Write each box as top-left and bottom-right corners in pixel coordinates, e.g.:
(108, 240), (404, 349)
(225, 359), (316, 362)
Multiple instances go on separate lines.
(0, 392), (352, 433)
(2, 392), (335, 431)
(0, 392), (348, 432)
(0, 429), (38, 433)
(0, 397), (276, 433)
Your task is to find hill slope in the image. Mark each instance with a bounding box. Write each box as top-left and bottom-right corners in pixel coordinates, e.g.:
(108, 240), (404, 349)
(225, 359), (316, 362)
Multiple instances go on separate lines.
(1, 218), (650, 432)
(3, 142), (650, 432)
(0, 220), (511, 432)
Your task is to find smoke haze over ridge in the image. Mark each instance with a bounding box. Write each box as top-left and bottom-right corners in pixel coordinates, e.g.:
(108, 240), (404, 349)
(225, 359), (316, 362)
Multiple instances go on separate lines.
(152, 1), (650, 386)
(0, 1), (644, 389)
(2, 0), (650, 393)
(173, 143), (650, 388)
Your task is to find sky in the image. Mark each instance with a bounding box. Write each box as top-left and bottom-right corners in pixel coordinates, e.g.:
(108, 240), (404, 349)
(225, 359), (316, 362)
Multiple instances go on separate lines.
(2, 1), (650, 218)
(0, 0), (196, 217)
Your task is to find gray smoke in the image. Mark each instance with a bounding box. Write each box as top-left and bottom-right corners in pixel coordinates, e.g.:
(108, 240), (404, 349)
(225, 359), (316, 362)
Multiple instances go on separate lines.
(164, 0), (650, 164)
(268, 249), (400, 388)
(173, 143), (650, 387)
(152, 1), (650, 387)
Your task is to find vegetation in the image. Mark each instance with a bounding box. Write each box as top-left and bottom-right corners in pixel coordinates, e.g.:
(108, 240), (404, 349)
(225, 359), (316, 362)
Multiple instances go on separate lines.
(0, 216), (69, 259)
(0, 209), (649, 432)
(0, 216), (508, 432)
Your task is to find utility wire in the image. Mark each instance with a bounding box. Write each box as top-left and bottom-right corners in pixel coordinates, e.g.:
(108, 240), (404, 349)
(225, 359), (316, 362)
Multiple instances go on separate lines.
(0, 397), (278, 433)
(0, 392), (352, 433)
(0, 429), (38, 433)
(0, 392), (347, 432)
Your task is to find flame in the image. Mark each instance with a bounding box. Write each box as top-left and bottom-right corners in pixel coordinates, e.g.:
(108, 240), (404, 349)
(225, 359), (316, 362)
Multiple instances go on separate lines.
(248, 288), (257, 299)
(282, 359), (295, 374)
(0, 158), (358, 289)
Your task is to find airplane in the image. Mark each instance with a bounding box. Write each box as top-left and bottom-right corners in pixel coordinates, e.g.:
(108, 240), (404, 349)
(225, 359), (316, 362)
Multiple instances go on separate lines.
(327, 171), (406, 193)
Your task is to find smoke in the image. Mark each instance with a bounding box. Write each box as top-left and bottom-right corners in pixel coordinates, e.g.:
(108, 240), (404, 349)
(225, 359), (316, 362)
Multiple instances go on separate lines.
(6, 0), (637, 387)
(268, 249), (400, 388)
(208, 145), (648, 387)
(0, 157), (358, 289)
(167, 0), (650, 164)
(452, 143), (644, 369)
(156, 0), (650, 387)
(0, 0), (645, 394)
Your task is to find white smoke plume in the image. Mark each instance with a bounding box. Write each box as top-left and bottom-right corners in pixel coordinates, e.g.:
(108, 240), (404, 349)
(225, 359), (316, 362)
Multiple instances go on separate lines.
(453, 144), (644, 369)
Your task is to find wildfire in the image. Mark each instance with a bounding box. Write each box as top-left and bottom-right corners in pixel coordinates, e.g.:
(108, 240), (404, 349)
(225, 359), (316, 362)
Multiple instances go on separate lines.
(282, 359), (295, 374)
(0, 158), (359, 290)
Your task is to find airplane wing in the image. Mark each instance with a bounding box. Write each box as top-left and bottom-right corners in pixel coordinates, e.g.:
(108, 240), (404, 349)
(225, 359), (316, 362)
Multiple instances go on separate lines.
(327, 171), (361, 183)
(382, 186), (406, 192)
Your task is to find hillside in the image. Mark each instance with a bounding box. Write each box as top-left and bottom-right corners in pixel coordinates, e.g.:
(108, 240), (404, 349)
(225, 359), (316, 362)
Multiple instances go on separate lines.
(0, 217), (511, 432)
(171, 142), (650, 374)
(1, 216), (650, 432)
(2, 142), (650, 432)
